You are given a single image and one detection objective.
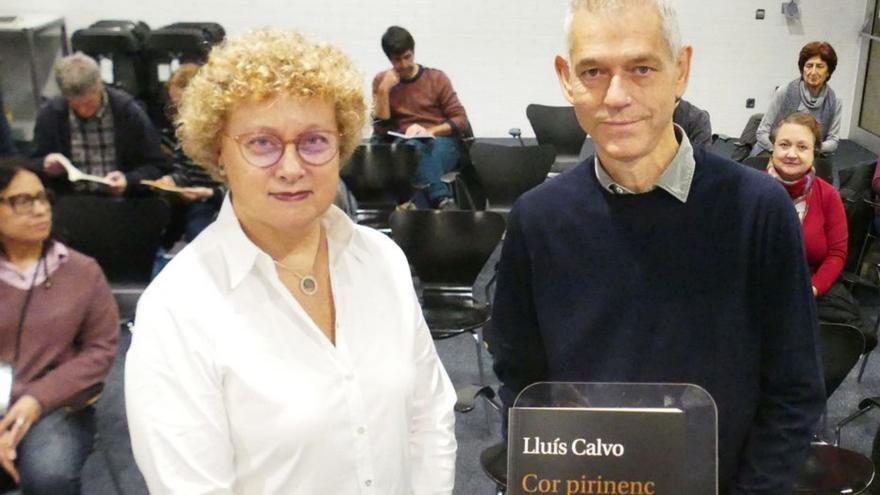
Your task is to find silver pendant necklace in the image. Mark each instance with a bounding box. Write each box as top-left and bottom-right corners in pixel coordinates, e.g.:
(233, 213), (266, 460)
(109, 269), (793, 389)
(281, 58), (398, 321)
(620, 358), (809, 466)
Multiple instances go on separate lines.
(273, 228), (323, 296)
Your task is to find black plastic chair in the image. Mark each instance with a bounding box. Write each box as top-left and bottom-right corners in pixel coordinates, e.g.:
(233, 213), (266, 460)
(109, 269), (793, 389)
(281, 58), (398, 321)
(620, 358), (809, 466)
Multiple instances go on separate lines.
(794, 322), (873, 494)
(389, 210), (506, 385)
(53, 195), (171, 284)
(526, 104), (585, 174)
(146, 24), (220, 63)
(160, 22), (225, 43)
(341, 143), (420, 233)
(468, 143), (554, 213)
(71, 21), (152, 102)
(144, 23), (224, 128)
(53, 195), (171, 320)
(741, 155), (769, 172)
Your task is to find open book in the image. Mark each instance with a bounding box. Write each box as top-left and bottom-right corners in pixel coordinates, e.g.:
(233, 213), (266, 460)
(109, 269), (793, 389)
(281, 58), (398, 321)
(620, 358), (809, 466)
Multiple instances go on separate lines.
(140, 179), (193, 194)
(387, 130), (434, 140)
(56, 155), (113, 186)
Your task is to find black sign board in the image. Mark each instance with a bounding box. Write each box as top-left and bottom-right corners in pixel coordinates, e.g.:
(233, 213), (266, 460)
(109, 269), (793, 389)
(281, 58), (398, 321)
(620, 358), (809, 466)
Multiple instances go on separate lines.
(508, 407), (686, 495)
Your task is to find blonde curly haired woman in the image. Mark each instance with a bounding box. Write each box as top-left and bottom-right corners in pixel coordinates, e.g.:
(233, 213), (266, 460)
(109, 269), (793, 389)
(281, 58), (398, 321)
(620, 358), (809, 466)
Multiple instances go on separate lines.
(125, 29), (456, 494)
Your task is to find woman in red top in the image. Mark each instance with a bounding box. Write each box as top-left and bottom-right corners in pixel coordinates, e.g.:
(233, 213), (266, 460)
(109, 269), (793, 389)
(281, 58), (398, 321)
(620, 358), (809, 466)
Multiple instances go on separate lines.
(768, 112), (848, 299)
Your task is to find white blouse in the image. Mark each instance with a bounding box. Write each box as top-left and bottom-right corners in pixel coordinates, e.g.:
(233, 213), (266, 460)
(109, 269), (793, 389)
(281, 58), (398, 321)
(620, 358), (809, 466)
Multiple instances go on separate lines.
(125, 197), (457, 494)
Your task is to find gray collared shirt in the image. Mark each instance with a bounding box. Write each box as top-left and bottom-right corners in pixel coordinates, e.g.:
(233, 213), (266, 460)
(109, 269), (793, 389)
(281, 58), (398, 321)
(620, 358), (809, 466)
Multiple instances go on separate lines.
(594, 124), (696, 203)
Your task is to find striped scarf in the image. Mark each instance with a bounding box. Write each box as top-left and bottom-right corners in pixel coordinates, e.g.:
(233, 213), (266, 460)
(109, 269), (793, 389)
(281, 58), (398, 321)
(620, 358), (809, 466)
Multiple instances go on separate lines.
(767, 160), (815, 223)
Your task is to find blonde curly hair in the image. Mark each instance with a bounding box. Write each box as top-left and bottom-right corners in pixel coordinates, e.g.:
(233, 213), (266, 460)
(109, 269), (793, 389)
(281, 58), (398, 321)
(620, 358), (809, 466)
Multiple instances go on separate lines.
(177, 29), (367, 181)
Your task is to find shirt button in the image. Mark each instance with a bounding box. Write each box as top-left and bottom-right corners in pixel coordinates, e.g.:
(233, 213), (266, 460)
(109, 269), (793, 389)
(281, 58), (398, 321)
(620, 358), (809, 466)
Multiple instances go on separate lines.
(357, 426), (366, 434)
(345, 374), (353, 381)
(365, 480), (372, 487)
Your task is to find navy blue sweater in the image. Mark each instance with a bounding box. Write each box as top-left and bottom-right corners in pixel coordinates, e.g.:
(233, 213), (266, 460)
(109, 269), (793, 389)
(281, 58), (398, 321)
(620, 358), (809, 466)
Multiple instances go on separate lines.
(29, 87), (168, 186)
(492, 148), (824, 495)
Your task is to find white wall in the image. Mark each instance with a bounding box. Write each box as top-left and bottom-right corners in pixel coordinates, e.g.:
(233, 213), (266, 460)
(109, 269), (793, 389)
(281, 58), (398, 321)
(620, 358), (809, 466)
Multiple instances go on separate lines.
(0, 0), (871, 138)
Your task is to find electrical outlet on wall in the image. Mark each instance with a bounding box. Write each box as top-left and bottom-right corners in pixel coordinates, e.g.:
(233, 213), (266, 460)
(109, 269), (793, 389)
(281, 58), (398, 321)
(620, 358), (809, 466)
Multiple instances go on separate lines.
(746, 98), (755, 108)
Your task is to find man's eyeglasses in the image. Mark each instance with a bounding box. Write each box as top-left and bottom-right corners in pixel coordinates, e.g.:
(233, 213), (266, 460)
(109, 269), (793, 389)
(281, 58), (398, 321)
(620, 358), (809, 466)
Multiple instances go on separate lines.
(0, 191), (53, 215)
(224, 130), (342, 168)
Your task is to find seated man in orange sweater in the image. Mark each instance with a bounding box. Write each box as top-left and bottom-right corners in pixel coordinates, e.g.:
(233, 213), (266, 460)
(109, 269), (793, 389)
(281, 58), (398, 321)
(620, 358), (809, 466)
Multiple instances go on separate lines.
(372, 26), (471, 209)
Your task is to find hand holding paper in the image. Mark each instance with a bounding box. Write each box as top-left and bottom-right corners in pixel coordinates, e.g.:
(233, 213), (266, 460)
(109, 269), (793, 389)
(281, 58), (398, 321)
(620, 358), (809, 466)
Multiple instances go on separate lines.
(52, 155), (114, 186)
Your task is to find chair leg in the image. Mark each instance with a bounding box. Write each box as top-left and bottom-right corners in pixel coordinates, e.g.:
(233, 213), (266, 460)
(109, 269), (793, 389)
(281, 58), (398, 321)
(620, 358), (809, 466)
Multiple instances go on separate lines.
(855, 231), (876, 279)
(471, 329), (492, 433)
(858, 352), (871, 382)
(472, 329), (486, 386)
(454, 175), (476, 211)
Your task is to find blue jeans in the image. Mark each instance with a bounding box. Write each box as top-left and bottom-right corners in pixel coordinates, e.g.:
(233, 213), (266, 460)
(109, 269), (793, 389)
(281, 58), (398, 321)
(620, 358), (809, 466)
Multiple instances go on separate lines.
(0, 407), (96, 495)
(396, 137), (461, 206)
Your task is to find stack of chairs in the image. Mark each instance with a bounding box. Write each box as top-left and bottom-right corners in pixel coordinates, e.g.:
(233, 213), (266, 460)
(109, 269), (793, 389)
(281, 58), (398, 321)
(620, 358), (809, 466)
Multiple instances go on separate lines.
(71, 20), (225, 131)
(71, 20), (152, 104)
(144, 22), (225, 129)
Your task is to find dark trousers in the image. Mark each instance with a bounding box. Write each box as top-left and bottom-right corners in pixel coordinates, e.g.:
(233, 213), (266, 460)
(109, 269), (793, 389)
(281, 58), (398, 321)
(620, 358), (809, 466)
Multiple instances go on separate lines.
(162, 192), (222, 249)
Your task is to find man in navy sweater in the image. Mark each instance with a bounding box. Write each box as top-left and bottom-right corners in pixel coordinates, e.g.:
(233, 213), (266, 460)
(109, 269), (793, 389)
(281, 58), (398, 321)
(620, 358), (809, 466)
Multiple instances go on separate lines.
(30, 53), (167, 196)
(491, 1), (824, 494)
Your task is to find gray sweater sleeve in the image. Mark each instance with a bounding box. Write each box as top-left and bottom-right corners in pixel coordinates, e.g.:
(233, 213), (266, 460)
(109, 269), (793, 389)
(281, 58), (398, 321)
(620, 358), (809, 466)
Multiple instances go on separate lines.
(820, 98), (842, 154)
(756, 87), (785, 152)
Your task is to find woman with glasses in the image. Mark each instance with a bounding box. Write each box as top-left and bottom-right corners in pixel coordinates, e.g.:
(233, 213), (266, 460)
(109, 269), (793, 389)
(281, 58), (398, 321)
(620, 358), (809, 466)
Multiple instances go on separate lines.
(0, 159), (118, 494)
(125, 30), (457, 494)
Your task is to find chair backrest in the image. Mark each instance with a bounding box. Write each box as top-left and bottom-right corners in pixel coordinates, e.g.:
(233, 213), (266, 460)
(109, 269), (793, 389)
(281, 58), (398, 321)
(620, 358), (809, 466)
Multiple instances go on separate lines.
(578, 137), (596, 162)
(146, 26), (217, 63)
(738, 113), (764, 146)
(53, 195), (171, 284)
(340, 143), (419, 208)
(820, 322), (865, 397)
(469, 142), (554, 211)
(839, 161), (875, 271)
(389, 210), (506, 287)
(71, 21), (151, 100)
(162, 22), (225, 43)
(741, 156), (768, 171)
(89, 20), (151, 44)
(526, 104), (586, 157)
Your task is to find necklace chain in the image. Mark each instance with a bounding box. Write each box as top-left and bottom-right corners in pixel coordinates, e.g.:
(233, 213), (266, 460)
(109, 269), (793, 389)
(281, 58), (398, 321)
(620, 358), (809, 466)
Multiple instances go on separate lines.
(273, 228), (323, 296)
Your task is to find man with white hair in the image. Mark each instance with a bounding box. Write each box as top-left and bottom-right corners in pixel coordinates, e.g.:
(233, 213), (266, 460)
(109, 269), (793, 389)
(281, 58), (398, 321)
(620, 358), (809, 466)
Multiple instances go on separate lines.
(30, 52), (167, 195)
(490, 1), (824, 493)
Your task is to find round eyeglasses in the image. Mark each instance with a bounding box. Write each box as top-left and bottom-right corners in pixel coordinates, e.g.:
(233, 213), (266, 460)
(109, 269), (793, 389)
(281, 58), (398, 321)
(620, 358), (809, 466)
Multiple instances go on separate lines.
(0, 190), (53, 215)
(224, 130), (342, 168)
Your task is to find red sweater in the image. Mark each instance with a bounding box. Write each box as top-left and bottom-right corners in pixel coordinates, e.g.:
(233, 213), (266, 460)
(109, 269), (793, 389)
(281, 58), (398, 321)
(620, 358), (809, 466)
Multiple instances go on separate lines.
(0, 248), (118, 413)
(372, 66), (470, 137)
(802, 177), (847, 295)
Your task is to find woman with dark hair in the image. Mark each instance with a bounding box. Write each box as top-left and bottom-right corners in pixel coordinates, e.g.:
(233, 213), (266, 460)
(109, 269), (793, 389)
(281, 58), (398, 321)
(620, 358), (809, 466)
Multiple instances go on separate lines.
(767, 114), (860, 324)
(753, 41), (842, 156)
(0, 158), (118, 494)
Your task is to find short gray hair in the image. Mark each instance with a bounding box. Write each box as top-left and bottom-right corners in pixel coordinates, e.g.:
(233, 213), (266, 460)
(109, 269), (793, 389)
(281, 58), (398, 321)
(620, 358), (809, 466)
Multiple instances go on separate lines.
(54, 52), (102, 97)
(564, 0), (682, 60)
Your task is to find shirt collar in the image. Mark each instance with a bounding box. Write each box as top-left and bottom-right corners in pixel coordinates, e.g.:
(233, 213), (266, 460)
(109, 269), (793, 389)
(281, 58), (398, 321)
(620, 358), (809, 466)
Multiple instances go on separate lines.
(216, 194), (362, 290)
(594, 124), (696, 203)
(0, 241), (69, 290)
